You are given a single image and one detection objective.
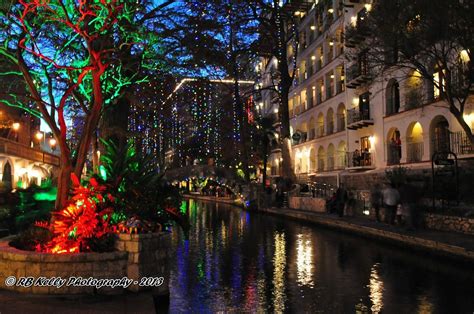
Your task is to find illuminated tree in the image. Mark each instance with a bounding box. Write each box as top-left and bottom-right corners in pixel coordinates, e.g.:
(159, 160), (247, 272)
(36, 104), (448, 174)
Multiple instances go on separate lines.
(249, 0), (303, 182)
(0, 1), (169, 209)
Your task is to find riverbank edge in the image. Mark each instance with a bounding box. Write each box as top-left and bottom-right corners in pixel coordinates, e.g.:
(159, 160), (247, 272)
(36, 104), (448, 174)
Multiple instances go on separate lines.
(183, 194), (240, 206)
(185, 195), (474, 263)
(259, 207), (474, 263)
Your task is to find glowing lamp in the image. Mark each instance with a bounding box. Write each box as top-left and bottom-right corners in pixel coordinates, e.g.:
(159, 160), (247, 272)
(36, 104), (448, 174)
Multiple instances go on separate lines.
(35, 132), (43, 140)
(49, 138), (57, 146)
(12, 122), (20, 131)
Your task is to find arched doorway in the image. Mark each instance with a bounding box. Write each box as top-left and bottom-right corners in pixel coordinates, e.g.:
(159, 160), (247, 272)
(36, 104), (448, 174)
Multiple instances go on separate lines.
(310, 147), (316, 172)
(336, 103), (346, 132)
(337, 141), (347, 169)
(406, 122), (424, 162)
(430, 116), (450, 156)
(326, 108), (334, 135)
(317, 146), (326, 172)
(317, 113), (324, 137)
(327, 144), (335, 170)
(387, 127), (402, 165)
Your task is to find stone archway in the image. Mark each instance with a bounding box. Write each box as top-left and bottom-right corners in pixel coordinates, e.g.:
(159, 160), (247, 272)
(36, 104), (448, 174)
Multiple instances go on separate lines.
(430, 115), (450, 156)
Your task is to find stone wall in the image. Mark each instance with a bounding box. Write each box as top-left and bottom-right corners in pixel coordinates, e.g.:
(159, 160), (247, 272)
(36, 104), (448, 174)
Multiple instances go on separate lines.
(0, 232), (171, 295)
(0, 239), (128, 294)
(289, 196), (326, 213)
(115, 232), (171, 294)
(423, 213), (474, 235)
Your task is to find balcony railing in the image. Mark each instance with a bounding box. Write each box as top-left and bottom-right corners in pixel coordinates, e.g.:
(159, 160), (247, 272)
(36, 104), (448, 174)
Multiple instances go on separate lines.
(407, 142), (424, 163)
(327, 156), (335, 171)
(317, 159), (325, 172)
(337, 153), (348, 169)
(387, 144), (401, 165)
(0, 137), (60, 166)
(346, 151), (374, 169)
(346, 62), (371, 89)
(337, 115), (346, 132)
(327, 121), (334, 135)
(432, 131), (474, 156)
(317, 125), (324, 138)
(347, 107), (373, 130)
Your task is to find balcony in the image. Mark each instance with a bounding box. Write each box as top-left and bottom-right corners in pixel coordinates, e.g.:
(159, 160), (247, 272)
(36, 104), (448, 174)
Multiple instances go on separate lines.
(346, 62), (371, 89)
(346, 151), (375, 170)
(0, 137), (60, 166)
(344, 9), (371, 47)
(346, 107), (373, 130)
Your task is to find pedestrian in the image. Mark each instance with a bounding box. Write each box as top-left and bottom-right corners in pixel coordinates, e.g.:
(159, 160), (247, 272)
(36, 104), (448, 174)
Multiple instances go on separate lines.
(382, 183), (400, 225)
(399, 182), (418, 230)
(335, 184), (348, 218)
(370, 183), (383, 222)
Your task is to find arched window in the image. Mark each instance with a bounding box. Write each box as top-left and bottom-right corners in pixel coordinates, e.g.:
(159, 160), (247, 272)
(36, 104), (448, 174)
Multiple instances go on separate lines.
(386, 79), (400, 115)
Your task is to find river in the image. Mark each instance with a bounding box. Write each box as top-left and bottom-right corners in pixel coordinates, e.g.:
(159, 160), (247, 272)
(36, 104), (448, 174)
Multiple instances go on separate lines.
(169, 199), (474, 313)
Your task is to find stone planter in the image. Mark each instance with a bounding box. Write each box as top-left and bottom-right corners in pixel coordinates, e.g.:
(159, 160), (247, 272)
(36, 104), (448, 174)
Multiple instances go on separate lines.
(0, 231), (171, 295)
(115, 232), (171, 294)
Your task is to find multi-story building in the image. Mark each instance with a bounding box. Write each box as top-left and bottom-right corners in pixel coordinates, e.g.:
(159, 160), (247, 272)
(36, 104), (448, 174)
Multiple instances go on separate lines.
(0, 61), (59, 189)
(258, 0), (473, 187)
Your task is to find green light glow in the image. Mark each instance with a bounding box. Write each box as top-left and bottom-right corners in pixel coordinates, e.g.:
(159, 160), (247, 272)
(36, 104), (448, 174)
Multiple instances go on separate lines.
(99, 165), (107, 181)
(180, 200), (187, 214)
(33, 187), (58, 201)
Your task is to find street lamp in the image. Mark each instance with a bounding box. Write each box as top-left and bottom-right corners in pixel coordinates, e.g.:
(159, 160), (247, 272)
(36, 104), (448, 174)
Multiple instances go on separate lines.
(12, 122), (20, 131)
(49, 138), (57, 151)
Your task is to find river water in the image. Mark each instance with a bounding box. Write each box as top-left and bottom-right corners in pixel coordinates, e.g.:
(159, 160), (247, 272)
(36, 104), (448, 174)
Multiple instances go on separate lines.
(169, 199), (474, 313)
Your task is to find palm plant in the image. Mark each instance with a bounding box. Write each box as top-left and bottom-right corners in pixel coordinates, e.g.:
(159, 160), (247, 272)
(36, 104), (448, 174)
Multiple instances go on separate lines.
(98, 139), (184, 227)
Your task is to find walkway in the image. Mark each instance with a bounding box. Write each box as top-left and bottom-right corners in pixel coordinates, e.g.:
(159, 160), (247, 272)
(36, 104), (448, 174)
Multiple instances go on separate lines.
(259, 206), (474, 263)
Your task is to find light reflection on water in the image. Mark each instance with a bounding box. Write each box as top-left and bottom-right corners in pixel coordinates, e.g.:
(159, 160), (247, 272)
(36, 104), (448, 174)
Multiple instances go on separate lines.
(368, 263), (384, 313)
(296, 233), (314, 288)
(272, 231), (287, 313)
(169, 199), (474, 313)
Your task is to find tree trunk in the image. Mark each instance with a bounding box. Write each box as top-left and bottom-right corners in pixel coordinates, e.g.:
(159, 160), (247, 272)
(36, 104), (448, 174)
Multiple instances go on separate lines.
(278, 71), (295, 182)
(262, 140), (268, 189)
(275, 6), (296, 183)
(55, 157), (72, 210)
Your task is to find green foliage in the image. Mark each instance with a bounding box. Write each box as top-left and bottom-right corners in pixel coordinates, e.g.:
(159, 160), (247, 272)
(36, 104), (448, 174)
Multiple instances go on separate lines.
(98, 139), (183, 226)
(385, 166), (409, 188)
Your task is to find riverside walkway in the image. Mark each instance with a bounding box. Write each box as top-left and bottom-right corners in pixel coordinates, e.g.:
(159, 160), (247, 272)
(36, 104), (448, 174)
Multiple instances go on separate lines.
(187, 195), (474, 263)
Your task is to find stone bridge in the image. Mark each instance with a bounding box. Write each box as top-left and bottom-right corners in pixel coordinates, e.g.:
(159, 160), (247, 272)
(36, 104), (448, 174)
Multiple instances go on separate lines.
(164, 165), (244, 185)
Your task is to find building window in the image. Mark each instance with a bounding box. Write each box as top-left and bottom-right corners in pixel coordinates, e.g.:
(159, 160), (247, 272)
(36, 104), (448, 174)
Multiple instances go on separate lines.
(386, 79), (400, 115)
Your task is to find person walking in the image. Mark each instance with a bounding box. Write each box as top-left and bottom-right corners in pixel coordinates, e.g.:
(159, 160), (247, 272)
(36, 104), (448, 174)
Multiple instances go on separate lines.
(335, 184), (348, 218)
(382, 183), (400, 225)
(370, 183), (383, 222)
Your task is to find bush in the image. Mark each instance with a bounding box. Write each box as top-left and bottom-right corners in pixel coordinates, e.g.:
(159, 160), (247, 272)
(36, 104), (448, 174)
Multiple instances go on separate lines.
(9, 225), (53, 251)
(385, 166), (409, 188)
